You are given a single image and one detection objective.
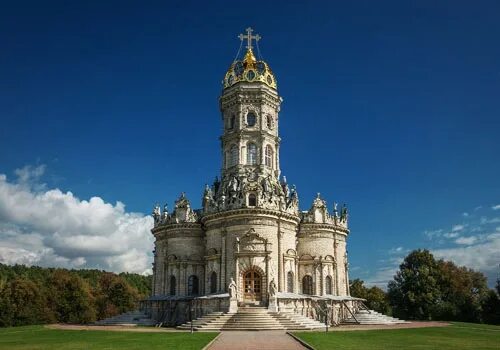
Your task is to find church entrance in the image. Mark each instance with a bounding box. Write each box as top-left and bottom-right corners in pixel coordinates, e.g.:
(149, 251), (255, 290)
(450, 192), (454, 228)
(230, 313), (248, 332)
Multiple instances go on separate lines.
(243, 269), (262, 303)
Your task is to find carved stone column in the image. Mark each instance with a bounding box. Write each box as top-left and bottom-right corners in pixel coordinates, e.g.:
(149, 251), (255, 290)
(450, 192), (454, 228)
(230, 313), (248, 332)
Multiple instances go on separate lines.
(334, 238), (339, 295)
(277, 230), (283, 292)
(345, 258), (350, 296)
(180, 262), (187, 296)
(320, 258), (324, 296)
(221, 230), (227, 292)
(312, 262), (317, 295)
(163, 262), (168, 295)
(294, 257), (299, 293)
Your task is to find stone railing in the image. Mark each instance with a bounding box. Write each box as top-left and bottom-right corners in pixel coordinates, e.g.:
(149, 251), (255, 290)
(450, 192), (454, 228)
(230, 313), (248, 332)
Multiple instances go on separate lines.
(275, 293), (365, 326)
(141, 294), (230, 326)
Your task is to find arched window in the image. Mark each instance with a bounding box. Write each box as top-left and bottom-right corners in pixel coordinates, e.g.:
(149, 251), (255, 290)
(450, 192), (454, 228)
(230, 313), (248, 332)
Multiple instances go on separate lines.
(302, 275), (313, 295)
(188, 275), (199, 296)
(169, 275), (176, 296)
(229, 115), (235, 129)
(230, 145), (239, 166)
(287, 271), (294, 293)
(248, 193), (257, 207)
(210, 271), (217, 294)
(246, 112), (256, 127)
(247, 143), (257, 165)
(265, 145), (273, 168)
(325, 275), (333, 295)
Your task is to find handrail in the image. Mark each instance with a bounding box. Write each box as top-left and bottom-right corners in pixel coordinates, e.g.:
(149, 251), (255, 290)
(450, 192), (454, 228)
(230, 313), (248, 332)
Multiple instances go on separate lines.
(342, 300), (359, 324)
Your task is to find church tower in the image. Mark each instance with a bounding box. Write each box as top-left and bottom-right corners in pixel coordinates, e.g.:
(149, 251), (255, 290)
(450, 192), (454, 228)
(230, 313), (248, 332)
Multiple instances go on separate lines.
(202, 28), (298, 215)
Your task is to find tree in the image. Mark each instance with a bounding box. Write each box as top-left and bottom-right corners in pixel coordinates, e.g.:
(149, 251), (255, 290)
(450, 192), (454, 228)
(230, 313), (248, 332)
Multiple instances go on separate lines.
(434, 260), (489, 322)
(388, 249), (494, 322)
(349, 279), (391, 314)
(48, 270), (96, 324)
(388, 249), (441, 320)
(0, 263), (150, 327)
(481, 279), (500, 325)
(0, 277), (54, 326)
(96, 273), (138, 319)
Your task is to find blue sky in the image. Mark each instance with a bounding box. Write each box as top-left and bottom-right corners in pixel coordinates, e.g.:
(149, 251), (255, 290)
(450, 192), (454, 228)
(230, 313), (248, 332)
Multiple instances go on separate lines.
(0, 1), (499, 286)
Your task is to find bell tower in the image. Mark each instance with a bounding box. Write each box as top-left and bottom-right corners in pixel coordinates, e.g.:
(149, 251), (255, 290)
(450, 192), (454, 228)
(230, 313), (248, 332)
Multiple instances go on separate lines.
(220, 28), (281, 180)
(202, 28), (298, 214)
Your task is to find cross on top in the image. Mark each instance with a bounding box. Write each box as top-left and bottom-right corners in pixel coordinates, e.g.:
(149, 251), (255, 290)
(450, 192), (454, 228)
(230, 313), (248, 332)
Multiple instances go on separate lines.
(238, 27), (261, 50)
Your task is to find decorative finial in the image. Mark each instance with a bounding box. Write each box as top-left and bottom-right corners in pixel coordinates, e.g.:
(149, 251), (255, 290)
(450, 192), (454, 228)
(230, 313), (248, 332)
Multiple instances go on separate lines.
(238, 27), (261, 51)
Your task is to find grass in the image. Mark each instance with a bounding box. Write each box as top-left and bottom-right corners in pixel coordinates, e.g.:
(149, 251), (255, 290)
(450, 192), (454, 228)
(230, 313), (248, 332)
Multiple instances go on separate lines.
(0, 326), (218, 350)
(293, 322), (500, 350)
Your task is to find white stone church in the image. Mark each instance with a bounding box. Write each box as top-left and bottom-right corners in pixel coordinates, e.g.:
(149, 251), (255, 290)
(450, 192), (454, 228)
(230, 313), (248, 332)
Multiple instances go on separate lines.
(138, 29), (400, 329)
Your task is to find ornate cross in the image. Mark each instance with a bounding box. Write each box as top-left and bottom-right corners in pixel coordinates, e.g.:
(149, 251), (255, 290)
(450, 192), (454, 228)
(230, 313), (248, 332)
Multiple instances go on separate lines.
(238, 27), (261, 50)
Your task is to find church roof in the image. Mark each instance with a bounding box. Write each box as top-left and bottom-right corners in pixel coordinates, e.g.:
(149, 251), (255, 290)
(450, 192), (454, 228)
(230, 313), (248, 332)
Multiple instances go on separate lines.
(222, 28), (277, 90)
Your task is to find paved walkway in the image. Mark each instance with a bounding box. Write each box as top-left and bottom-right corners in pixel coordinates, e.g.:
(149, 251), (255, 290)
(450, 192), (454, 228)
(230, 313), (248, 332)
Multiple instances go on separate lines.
(208, 331), (306, 350)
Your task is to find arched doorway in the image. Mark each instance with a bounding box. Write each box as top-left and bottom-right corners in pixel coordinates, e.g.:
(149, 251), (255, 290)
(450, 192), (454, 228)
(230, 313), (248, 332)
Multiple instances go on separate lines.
(243, 269), (262, 302)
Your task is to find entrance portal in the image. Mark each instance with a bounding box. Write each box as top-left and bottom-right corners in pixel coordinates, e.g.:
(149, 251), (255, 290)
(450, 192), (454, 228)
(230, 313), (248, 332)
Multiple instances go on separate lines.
(243, 269), (262, 303)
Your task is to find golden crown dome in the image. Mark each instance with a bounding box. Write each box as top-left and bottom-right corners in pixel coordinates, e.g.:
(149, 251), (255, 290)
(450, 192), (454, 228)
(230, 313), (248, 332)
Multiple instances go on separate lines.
(223, 28), (277, 90)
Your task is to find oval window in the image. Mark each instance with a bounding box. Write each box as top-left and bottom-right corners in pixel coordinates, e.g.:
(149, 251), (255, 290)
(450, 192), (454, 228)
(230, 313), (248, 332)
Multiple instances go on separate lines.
(247, 70), (256, 81)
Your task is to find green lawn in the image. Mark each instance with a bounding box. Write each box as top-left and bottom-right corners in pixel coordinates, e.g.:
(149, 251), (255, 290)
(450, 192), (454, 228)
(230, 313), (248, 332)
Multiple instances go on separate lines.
(0, 326), (218, 350)
(293, 322), (500, 350)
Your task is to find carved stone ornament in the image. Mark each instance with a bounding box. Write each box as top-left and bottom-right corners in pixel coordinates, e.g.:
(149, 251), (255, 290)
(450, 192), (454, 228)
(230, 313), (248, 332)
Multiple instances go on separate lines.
(238, 228), (267, 252)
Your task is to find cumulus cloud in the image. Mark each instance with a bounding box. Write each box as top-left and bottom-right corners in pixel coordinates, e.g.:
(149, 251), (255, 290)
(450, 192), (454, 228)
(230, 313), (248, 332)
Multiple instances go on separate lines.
(492, 204), (500, 210)
(0, 165), (154, 274)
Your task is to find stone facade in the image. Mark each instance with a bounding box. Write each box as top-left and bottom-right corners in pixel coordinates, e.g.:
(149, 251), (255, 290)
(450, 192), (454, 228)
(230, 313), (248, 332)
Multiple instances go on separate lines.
(147, 30), (350, 322)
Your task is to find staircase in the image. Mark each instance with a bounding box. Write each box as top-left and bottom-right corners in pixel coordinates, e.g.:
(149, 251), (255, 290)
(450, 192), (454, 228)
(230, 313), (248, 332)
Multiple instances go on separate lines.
(341, 309), (407, 325)
(177, 306), (326, 331)
(94, 310), (156, 326)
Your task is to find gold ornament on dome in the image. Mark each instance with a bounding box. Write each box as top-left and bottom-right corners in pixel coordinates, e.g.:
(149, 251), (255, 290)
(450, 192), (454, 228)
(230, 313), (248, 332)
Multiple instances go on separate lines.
(223, 28), (277, 90)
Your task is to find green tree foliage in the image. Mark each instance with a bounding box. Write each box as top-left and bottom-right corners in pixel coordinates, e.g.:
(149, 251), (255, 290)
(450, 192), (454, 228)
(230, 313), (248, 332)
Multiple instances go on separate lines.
(0, 263), (151, 327)
(96, 273), (139, 319)
(0, 277), (54, 326)
(388, 249), (441, 320)
(48, 270), (96, 323)
(481, 279), (500, 325)
(433, 260), (489, 322)
(388, 249), (496, 323)
(349, 279), (391, 314)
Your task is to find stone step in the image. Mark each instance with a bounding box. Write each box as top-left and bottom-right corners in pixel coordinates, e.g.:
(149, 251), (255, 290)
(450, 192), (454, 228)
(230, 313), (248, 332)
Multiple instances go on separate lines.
(341, 309), (408, 325)
(178, 307), (330, 331)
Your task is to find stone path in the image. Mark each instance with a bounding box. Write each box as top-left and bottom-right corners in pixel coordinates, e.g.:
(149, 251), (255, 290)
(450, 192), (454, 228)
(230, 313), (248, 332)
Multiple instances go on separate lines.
(207, 331), (306, 350)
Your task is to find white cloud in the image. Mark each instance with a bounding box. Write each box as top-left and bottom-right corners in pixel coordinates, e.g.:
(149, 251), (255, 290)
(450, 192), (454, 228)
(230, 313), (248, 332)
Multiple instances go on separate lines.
(443, 232), (459, 238)
(462, 212), (469, 217)
(423, 229), (443, 240)
(0, 166), (154, 274)
(480, 216), (500, 225)
(454, 236), (477, 245)
(433, 233), (500, 283)
(393, 206), (500, 288)
(492, 204), (500, 210)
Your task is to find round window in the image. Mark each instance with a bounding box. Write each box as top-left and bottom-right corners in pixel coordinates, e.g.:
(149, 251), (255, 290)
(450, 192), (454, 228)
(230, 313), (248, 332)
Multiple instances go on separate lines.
(247, 112), (256, 127)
